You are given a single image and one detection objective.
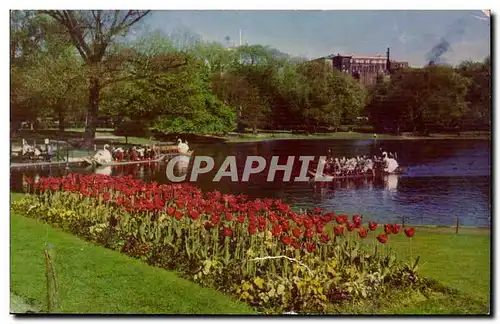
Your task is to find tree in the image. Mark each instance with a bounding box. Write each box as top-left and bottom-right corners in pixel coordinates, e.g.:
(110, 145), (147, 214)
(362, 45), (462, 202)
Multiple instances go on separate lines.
(40, 10), (151, 146)
(212, 68), (271, 134)
(457, 57), (491, 129)
(211, 45), (290, 133)
(10, 10), (48, 131)
(279, 60), (366, 132)
(191, 41), (236, 75)
(100, 33), (236, 135)
(23, 19), (87, 131)
(368, 65), (471, 134)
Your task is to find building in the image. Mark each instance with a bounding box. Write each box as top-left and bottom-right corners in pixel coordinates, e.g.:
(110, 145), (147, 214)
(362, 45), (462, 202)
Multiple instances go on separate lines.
(315, 48), (409, 87)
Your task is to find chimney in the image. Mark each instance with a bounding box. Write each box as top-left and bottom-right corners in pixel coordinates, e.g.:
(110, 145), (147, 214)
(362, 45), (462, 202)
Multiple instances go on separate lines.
(386, 47), (391, 73)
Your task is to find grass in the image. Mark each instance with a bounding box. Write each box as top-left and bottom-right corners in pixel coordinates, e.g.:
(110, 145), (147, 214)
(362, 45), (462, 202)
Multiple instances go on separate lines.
(387, 226), (490, 304)
(345, 225), (491, 314)
(224, 131), (491, 143)
(10, 193), (490, 314)
(10, 194), (255, 314)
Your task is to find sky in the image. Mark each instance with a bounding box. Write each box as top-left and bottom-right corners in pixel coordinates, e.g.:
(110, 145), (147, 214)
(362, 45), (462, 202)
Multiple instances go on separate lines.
(143, 10), (491, 67)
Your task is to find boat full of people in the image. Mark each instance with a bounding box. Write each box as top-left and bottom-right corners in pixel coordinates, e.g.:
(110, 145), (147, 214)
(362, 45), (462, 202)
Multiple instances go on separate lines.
(83, 139), (194, 167)
(309, 151), (406, 181)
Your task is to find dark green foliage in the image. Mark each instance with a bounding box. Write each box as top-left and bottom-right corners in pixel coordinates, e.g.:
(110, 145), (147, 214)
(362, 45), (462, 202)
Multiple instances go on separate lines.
(368, 65), (473, 134)
(114, 119), (151, 142)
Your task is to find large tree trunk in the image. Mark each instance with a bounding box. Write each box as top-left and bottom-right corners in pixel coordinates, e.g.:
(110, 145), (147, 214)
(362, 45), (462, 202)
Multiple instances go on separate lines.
(84, 76), (100, 148)
(58, 109), (65, 132)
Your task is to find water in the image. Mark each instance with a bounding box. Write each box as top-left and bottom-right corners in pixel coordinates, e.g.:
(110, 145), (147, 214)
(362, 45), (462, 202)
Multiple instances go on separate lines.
(10, 139), (491, 227)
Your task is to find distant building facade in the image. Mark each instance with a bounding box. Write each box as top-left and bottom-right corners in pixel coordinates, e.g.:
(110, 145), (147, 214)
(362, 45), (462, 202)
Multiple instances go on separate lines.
(315, 48), (409, 87)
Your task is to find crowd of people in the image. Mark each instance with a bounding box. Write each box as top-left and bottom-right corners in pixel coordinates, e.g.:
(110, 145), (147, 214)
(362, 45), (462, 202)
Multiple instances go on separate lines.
(21, 138), (54, 161)
(321, 151), (400, 177)
(93, 139), (190, 164)
(94, 144), (161, 164)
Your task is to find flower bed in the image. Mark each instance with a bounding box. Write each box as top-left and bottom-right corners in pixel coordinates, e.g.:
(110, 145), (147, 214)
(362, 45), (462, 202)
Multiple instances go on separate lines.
(13, 174), (426, 314)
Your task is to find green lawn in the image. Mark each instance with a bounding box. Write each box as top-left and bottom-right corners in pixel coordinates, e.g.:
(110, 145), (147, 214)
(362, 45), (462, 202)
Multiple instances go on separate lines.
(10, 209), (255, 314)
(387, 226), (490, 304)
(349, 226), (490, 314)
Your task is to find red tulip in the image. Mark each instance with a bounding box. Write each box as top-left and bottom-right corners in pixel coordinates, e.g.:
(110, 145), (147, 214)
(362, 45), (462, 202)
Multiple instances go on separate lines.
(335, 215), (348, 224)
(320, 234), (330, 243)
(223, 226), (233, 237)
(291, 238), (301, 249)
(358, 227), (368, 239)
(281, 235), (291, 246)
(305, 228), (314, 238)
(292, 227), (302, 238)
(393, 224), (401, 234)
(174, 211), (183, 221)
(384, 224), (394, 234)
(305, 242), (316, 253)
(303, 218), (313, 229)
(324, 212), (335, 221)
(210, 213), (221, 224)
(281, 219), (290, 232)
(189, 210), (200, 221)
(313, 207), (322, 215)
(248, 224), (257, 235)
(346, 222), (355, 232)
(334, 225), (344, 236)
(404, 227), (415, 238)
(377, 233), (389, 244)
(176, 200), (186, 208)
(272, 224), (282, 237)
(352, 214), (362, 225)
(225, 212), (233, 222)
(368, 221), (378, 231)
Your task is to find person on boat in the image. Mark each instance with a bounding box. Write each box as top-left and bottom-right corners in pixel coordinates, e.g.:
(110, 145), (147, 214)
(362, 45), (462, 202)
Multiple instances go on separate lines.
(94, 144), (113, 164)
(130, 147), (139, 161)
(114, 147), (124, 162)
(136, 146), (146, 160)
(382, 152), (399, 174)
(44, 139), (54, 162)
(152, 144), (160, 158)
(364, 158), (374, 174)
(143, 146), (150, 160)
(21, 138), (36, 159)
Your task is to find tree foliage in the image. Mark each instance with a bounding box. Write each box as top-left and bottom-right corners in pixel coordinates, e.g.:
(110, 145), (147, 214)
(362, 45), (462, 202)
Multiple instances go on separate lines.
(368, 65), (471, 134)
(40, 10), (151, 145)
(11, 10), (491, 140)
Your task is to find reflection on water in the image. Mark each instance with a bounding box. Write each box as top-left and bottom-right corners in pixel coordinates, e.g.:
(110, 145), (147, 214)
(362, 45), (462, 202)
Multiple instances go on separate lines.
(10, 139), (491, 227)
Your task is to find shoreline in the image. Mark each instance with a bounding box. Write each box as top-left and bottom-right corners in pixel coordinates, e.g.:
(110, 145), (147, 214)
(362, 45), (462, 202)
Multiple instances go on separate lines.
(222, 132), (491, 143)
(12, 129), (490, 146)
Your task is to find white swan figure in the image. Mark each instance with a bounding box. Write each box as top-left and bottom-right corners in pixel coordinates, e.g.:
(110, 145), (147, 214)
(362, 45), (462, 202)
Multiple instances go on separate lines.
(177, 139), (190, 154)
(94, 144), (113, 164)
(95, 166), (112, 176)
(382, 152), (399, 173)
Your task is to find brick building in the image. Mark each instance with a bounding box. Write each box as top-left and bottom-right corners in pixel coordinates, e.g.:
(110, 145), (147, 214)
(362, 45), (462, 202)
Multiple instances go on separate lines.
(315, 48), (409, 87)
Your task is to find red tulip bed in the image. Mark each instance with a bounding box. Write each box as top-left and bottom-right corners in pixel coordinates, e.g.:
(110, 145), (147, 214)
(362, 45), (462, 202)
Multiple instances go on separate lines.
(12, 173), (427, 314)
